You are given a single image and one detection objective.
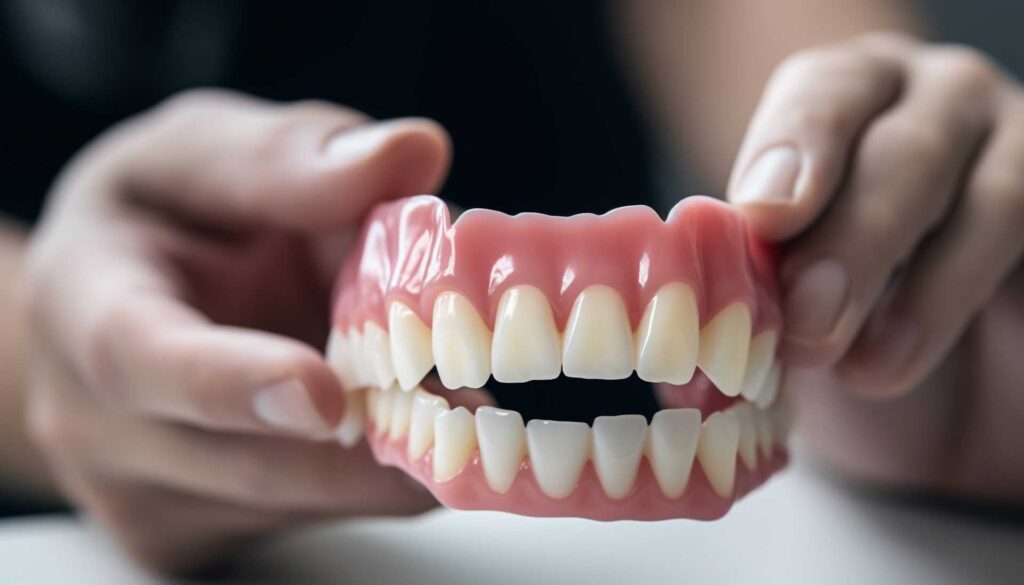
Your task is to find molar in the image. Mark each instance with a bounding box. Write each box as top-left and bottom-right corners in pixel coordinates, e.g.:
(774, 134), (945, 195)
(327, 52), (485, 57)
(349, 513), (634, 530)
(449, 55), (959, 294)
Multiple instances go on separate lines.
(526, 419), (590, 499)
(634, 283), (700, 384)
(326, 329), (354, 389)
(372, 386), (395, 436)
(591, 415), (647, 499)
(646, 408), (701, 499)
(388, 302), (435, 390)
(364, 322), (396, 389)
(433, 406), (478, 482)
(407, 390), (450, 462)
(335, 388), (366, 448)
(432, 292), (492, 389)
(740, 331), (777, 402)
(562, 285), (635, 380)
(492, 286), (562, 383)
(475, 407), (528, 494)
(697, 411), (740, 498)
(697, 303), (752, 397)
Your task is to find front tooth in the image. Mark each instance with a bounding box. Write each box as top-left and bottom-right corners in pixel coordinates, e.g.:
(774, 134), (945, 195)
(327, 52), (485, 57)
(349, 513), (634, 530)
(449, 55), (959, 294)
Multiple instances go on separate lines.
(562, 285), (634, 380)
(697, 303), (752, 397)
(739, 331), (777, 401)
(373, 386), (396, 436)
(732, 403), (758, 471)
(364, 322), (396, 389)
(647, 408), (701, 499)
(433, 406), (478, 482)
(697, 411), (740, 498)
(755, 409), (775, 458)
(388, 302), (435, 390)
(755, 361), (781, 409)
(526, 420), (590, 499)
(475, 407), (527, 493)
(388, 386), (415, 441)
(336, 389), (366, 447)
(492, 286), (561, 383)
(635, 283), (700, 384)
(407, 390), (450, 461)
(432, 292), (492, 389)
(591, 415), (646, 499)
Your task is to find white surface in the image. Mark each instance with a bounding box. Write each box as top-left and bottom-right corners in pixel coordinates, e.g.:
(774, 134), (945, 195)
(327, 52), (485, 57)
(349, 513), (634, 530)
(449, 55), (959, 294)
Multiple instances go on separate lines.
(1, 463), (1021, 584)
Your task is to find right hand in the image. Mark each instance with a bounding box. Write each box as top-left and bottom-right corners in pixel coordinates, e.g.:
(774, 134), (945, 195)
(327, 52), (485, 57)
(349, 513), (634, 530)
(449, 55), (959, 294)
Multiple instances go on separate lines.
(22, 90), (449, 574)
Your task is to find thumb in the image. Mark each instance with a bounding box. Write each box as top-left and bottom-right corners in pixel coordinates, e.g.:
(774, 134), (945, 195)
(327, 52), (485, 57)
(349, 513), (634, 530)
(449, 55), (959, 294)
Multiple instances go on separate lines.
(109, 90), (450, 231)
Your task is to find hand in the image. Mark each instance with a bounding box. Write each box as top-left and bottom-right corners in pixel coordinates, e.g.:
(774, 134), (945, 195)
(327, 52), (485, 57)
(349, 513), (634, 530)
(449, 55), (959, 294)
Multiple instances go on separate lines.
(22, 90), (449, 574)
(728, 34), (1024, 500)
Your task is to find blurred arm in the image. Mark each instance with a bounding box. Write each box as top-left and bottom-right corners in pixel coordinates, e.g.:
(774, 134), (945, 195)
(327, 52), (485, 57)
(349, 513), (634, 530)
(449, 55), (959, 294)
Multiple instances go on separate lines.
(612, 0), (920, 189)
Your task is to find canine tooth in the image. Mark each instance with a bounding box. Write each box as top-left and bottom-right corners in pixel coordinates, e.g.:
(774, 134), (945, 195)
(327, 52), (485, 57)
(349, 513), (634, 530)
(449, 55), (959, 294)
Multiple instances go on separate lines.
(432, 292), (492, 389)
(635, 283), (700, 384)
(475, 407), (527, 493)
(336, 389), (365, 447)
(388, 386), (415, 441)
(433, 406), (478, 482)
(407, 390), (450, 461)
(755, 361), (781, 409)
(492, 286), (561, 383)
(732, 403), (758, 471)
(740, 331), (777, 401)
(698, 411), (740, 498)
(373, 386), (395, 436)
(591, 415), (646, 499)
(697, 303), (752, 397)
(526, 420), (590, 499)
(562, 285), (634, 380)
(389, 302), (435, 390)
(755, 409), (775, 458)
(647, 408), (701, 499)
(364, 322), (396, 389)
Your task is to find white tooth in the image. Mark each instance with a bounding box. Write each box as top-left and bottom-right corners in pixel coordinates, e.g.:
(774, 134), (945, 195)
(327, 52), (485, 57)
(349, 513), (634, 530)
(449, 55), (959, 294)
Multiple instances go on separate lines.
(698, 411), (740, 498)
(348, 327), (372, 388)
(475, 407), (528, 493)
(492, 286), (561, 383)
(526, 420), (590, 499)
(755, 361), (781, 409)
(591, 415), (646, 499)
(562, 285), (634, 380)
(336, 389), (366, 447)
(364, 322), (396, 389)
(635, 283), (700, 384)
(647, 408), (701, 499)
(407, 390), (450, 461)
(732, 403), (758, 471)
(739, 331), (777, 402)
(325, 329), (352, 388)
(697, 303), (752, 397)
(432, 292), (492, 389)
(388, 302), (435, 390)
(433, 406), (478, 482)
(755, 409), (775, 458)
(388, 386), (415, 441)
(771, 400), (794, 447)
(373, 386), (395, 437)
(365, 386), (379, 422)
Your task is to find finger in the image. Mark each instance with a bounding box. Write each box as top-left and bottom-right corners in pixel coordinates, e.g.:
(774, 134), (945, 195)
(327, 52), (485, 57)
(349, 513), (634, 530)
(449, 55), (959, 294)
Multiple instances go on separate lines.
(838, 93), (1024, 397)
(781, 46), (997, 366)
(727, 35), (906, 240)
(104, 90), (450, 231)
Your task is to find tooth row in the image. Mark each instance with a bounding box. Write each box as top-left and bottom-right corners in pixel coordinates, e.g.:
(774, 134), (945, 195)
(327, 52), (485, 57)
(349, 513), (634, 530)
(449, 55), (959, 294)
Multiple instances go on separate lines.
(328, 284), (780, 401)
(365, 385), (791, 500)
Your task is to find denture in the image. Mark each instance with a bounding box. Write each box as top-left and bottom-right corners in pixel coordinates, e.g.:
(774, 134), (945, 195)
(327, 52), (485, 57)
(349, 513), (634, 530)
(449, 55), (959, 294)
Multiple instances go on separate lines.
(326, 195), (790, 521)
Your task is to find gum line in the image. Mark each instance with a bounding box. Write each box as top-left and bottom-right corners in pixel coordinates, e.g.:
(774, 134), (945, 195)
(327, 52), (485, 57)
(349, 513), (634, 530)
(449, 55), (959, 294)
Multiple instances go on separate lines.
(369, 429), (788, 521)
(332, 195), (781, 335)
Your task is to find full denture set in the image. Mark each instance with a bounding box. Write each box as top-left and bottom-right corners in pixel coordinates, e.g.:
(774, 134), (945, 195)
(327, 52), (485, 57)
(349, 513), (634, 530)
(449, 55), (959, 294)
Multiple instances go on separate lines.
(326, 195), (791, 521)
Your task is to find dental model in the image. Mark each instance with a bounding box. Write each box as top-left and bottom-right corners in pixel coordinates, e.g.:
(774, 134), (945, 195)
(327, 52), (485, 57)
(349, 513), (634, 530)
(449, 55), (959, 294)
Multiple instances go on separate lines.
(326, 195), (790, 521)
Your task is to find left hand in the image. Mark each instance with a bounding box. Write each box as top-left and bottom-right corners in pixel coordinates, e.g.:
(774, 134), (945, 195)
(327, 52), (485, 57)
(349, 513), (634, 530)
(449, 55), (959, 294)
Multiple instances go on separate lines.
(727, 33), (1024, 498)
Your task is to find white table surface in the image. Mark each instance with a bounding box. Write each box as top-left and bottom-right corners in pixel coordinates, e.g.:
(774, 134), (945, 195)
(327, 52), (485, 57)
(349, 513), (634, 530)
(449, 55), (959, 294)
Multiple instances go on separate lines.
(1, 461), (1021, 585)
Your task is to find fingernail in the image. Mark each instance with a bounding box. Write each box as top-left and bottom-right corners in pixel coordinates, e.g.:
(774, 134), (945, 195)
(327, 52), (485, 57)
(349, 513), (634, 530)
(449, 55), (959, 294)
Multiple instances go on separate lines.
(734, 146), (801, 205)
(785, 259), (849, 337)
(252, 379), (328, 434)
(324, 121), (399, 161)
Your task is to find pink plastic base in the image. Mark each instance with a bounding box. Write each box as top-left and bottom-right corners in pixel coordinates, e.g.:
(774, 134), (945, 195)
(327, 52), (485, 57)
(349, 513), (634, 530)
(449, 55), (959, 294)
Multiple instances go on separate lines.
(368, 427), (788, 521)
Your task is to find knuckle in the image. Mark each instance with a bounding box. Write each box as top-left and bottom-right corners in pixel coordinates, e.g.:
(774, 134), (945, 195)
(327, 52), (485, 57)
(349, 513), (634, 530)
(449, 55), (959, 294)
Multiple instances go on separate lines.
(27, 396), (84, 455)
(155, 88), (239, 119)
(857, 30), (916, 51)
(970, 167), (1024, 221)
(871, 118), (954, 168)
(927, 45), (999, 97)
